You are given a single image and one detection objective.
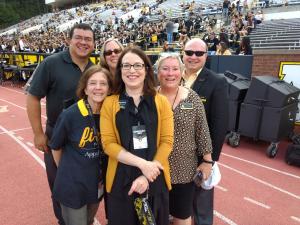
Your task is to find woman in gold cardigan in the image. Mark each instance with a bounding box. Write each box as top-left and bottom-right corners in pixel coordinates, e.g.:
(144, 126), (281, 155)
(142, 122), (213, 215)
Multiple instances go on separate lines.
(100, 47), (174, 225)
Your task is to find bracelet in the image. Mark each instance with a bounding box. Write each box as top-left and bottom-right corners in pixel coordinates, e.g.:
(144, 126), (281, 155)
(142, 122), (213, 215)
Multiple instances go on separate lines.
(202, 159), (214, 164)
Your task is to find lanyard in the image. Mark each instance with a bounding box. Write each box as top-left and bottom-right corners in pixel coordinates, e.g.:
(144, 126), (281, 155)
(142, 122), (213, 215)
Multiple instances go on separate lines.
(84, 99), (100, 147)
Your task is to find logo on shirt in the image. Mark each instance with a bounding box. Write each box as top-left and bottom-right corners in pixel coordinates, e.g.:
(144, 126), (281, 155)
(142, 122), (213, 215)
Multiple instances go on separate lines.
(79, 127), (98, 148)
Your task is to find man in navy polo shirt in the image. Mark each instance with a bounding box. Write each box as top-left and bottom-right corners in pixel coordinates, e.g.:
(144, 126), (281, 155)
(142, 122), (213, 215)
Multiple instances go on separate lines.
(26, 23), (95, 225)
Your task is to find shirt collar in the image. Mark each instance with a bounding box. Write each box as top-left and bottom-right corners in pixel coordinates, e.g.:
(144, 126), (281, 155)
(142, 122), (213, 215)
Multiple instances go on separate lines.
(62, 49), (93, 71)
(183, 67), (203, 80)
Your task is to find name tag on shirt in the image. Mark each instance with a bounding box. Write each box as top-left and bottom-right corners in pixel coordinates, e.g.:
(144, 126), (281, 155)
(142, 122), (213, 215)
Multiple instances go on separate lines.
(132, 125), (148, 150)
(119, 100), (127, 109)
(181, 102), (193, 110)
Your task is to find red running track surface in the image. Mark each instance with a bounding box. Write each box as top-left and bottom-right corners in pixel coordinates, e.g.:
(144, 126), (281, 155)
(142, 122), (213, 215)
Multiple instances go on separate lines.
(0, 85), (299, 225)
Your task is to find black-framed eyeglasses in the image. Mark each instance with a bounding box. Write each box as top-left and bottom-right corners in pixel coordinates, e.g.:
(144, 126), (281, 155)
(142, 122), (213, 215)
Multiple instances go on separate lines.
(104, 48), (122, 56)
(184, 50), (207, 57)
(121, 63), (145, 70)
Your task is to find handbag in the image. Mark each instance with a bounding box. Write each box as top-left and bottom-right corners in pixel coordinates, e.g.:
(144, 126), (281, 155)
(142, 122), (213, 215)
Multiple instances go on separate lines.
(201, 162), (221, 190)
(134, 192), (156, 225)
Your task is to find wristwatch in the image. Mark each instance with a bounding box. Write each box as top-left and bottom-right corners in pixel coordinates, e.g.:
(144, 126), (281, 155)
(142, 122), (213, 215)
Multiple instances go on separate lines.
(202, 159), (214, 164)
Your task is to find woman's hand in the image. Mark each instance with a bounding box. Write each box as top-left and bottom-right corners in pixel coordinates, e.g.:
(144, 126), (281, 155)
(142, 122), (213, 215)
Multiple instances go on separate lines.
(140, 160), (164, 182)
(197, 162), (212, 181)
(128, 175), (149, 195)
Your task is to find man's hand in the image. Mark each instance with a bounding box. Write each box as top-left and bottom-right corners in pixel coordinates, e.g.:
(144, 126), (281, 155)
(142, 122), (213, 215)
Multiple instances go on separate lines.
(128, 176), (149, 195)
(34, 133), (49, 153)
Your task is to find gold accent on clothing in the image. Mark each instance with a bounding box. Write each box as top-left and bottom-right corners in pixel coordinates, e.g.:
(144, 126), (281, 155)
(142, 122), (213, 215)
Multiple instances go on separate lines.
(100, 94), (174, 192)
(183, 68), (202, 88)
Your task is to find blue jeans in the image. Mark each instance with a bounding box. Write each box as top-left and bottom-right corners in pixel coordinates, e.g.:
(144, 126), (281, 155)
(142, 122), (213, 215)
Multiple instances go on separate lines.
(222, 8), (228, 18)
(167, 33), (173, 43)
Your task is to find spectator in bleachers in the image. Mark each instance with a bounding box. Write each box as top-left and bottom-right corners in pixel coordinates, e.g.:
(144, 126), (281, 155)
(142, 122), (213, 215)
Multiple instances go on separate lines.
(235, 36), (252, 55)
(178, 28), (189, 48)
(216, 41), (232, 55)
(222, 0), (231, 21)
(204, 32), (219, 54)
(229, 27), (241, 49)
(165, 19), (174, 44)
(255, 10), (264, 24)
(18, 36), (27, 52)
(162, 41), (174, 52)
(173, 19), (180, 42)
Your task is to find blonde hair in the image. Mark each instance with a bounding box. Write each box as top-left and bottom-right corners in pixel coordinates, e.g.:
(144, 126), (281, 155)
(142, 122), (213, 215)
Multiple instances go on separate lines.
(100, 38), (124, 71)
(155, 53), (185, 73)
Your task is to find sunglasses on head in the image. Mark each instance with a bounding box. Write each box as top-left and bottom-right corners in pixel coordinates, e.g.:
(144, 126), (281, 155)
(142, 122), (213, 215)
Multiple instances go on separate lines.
(104, 48), (122, 56)
(184, 50), (207, 57)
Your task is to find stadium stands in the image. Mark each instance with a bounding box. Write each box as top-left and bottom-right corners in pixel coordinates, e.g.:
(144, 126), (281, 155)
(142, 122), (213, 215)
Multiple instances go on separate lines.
(250, 18), (300, 50)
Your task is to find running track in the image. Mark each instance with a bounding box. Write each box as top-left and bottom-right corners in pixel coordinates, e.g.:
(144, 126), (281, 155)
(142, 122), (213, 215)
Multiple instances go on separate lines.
(0, 85), (299, 225)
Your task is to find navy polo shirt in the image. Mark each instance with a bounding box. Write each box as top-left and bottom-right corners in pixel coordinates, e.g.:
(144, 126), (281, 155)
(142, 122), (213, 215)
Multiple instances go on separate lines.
(28, 50), (93, 129)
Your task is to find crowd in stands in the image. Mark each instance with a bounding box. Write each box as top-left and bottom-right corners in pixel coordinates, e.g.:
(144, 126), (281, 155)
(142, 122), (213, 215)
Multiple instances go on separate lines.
(0, 0), (264, 57)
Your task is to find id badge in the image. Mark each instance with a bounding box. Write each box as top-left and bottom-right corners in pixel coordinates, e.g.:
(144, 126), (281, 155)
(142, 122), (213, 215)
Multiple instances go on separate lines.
(119, 100), (127, 109)
(181, 102), (193, 110)
(132, 125), (148, 150)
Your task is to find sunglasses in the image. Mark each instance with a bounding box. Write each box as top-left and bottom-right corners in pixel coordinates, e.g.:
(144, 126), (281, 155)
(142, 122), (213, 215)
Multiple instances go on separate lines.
(184, 50), (207, 57)
(104, 48), (122, 56)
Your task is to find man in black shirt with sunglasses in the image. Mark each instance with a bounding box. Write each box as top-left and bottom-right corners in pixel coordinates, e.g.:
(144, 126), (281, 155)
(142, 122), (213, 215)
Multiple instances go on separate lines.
(182, 38), (228, 225)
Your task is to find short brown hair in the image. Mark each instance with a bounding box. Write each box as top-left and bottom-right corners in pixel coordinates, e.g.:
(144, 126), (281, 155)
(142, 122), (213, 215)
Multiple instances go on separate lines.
(113, 47), (157, 96)
(76, 65), (112, 99)
(69, 23), (95, 42)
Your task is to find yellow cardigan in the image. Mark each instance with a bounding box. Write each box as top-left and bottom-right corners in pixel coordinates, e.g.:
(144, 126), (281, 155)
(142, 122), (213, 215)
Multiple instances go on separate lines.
(100, 94), (174, 193)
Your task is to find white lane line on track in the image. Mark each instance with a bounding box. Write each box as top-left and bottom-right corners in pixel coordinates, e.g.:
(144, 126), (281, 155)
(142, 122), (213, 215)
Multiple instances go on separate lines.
(17, 136), (24, 140)
(26, 142), (34, 147)
(243, 197), (270, 209)
(219, 162), (300, 200)
(0, 125), (45, 169)
(214, 210), (238, 225)
(0, 98), (47, 119)
(0, 87), (46, 105)
(216, 185), (228, 192)
(222, 153), (300, 179)
(291, 216), (300, 223)
(0, 126), (32, 135)
(0, 86), (25, 95)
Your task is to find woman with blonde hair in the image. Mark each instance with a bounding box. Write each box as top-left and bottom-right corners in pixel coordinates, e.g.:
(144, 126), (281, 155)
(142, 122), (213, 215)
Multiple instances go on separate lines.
(156, 53), (213, 225)
(100, 38), (124, 80)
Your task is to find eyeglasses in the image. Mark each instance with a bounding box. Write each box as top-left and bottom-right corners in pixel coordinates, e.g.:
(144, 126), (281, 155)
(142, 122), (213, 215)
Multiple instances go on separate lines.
(121, 63), (145, 71)
(87, 81), (108, 87)
(73, 35), (93, 43)
(184, 50), (207, 57)
(104, 48), (122, 56)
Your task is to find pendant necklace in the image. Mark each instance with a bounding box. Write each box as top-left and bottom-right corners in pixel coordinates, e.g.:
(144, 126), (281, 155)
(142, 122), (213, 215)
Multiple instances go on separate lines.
(159, 87), (179, 111)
